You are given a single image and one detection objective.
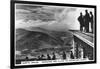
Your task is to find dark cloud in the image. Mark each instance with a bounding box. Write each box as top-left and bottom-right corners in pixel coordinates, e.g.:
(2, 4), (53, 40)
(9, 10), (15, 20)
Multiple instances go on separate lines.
(16, 4), (43, 10)
(16, 4), (58, 22)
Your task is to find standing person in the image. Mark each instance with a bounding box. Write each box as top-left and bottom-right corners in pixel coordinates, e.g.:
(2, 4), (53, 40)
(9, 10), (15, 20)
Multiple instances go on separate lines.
(84, 10), (90, 33)
(26, 56), (29, 61)
(38, 56), (41, 60)
(47, 54), (51, 60)
(89, 11), (94, 33)
(62, 51), (66, 59)
(41, 54), (45, 60)
(70, 51), (74, 59)
(52, 52), (56, 60)
(78, 12), (84, 32)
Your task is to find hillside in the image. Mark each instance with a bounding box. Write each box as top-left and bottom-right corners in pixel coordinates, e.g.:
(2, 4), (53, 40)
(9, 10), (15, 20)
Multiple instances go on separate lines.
(16, 27), (73, 58)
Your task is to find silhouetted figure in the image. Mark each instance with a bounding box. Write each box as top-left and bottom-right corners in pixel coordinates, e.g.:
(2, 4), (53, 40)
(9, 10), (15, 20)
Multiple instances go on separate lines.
(78, 12), (84, 32)
(41, 54), (45, 60)
(70, 51), (74, 59)
(47, 54), (51, 60)
(38, 56), (41, 60)
(52, 52), (56, 60)
(26, 56), (29, 60)
(84, 10), (90, 32)
(90, 11), (94, 33)
(62, 51), (66, 59)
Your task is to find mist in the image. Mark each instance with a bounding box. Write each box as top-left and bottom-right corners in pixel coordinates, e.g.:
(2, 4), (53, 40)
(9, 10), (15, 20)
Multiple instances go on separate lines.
(15, 4), (94, 31)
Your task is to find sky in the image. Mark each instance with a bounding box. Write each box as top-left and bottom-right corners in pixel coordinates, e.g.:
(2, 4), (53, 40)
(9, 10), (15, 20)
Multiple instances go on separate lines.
(15, 3), (94, 31)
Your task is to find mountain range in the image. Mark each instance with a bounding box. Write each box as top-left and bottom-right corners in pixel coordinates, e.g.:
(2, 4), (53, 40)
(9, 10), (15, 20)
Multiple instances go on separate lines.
(16, 27), (73, 57)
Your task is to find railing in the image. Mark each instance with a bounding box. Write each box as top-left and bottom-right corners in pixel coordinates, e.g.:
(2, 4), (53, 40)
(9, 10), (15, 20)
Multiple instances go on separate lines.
(70, 30), (94, 60)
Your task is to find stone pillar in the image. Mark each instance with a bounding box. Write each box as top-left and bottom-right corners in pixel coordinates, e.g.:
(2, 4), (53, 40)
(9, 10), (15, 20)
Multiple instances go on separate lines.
(73, 36), (79, 59)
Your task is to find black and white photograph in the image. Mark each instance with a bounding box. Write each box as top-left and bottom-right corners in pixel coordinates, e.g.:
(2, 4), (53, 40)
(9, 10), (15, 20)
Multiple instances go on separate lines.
(11, 1), (96, 68)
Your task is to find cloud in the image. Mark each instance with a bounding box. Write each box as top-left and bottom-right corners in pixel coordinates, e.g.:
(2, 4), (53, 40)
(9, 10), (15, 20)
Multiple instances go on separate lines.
(16, 4), (43, 10)
(16, 6), (55, 22)
(15, 4), (79, 30)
